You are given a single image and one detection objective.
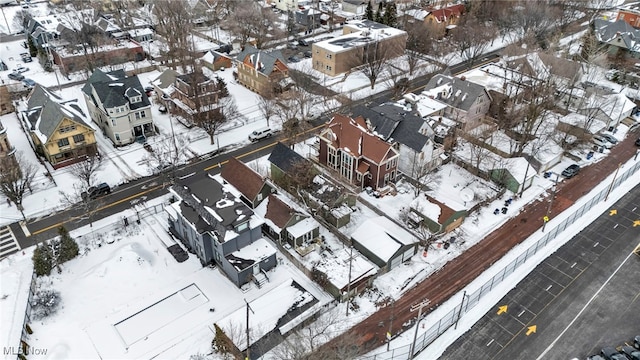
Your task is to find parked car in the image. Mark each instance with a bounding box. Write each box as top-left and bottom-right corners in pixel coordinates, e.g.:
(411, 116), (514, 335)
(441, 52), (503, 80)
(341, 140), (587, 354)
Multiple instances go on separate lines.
(8, 72), (24, 81)
(248, 127), (275, 142)
(593, 135), (613, 149)
(601, 347), (627, 360)
(298, 39), (309, 47)
(22, 78), (35, 87)
(81, 183), (111, 200)
(287, 42), (298, 50)
(303, 50), (312, 58)
(287, 55), (301, 63)
(621, 346), (640, 360)
(20, 52), (32, 63)
(561, 164), (580, 178)
(587, 355), (606, 360)
(599, 133), (618, 144)
(635, 335), (640, 349)
(13, 66), (29, 73)
(0, 60), (7, 71)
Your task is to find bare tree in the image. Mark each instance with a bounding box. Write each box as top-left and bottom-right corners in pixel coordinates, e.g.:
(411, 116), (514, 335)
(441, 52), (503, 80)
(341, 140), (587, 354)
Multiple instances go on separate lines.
(270, 310), (341, 360)
(358, 39), (393, 89)
(449, 16), (496, 68)
(0, 153), (37, 220)
(199, 96), (238, 145)
(258, 94), (278, 128)
(153, 0), (194, 71)
(403, 21), (444, 76)
(224, 4), (280, 49)
(67, 152), (103, 190)
(142, 134), (190, 176)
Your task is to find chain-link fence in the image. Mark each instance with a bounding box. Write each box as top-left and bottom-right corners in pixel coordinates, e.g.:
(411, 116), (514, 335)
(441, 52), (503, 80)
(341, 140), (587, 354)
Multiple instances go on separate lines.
(362, 160), (640, 360)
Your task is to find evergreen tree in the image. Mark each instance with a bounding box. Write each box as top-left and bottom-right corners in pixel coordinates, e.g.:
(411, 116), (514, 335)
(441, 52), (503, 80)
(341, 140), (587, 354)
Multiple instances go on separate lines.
(211, 324), (234, 356)
(57, 226), (79, 264)
(383, 2), (397, 27)
(375, 2), (384, 23)
(33, 244), (53, 277)
(216, 76), (229, 97)
(27, 36), (38, 57)
(365, 0), (374, 21)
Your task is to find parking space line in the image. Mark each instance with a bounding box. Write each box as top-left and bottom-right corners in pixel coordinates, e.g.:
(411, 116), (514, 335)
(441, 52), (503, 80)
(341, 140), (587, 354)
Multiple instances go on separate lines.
(518, 310), (525, 317)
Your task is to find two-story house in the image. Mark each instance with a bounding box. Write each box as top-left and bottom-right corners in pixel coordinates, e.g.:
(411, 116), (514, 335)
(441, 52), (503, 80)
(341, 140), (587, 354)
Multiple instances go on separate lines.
(235, 45), (291, 97)
(166, 70), (219, 127)
(312, 20), (408, 76)
(166, 172), (277, 288)
(423, 74), (492, 131)
(22, 85), (97, 168)
(82, 69), (155, 146)
(423, 4), (465, 30)
(352, 102), (444, 181)
(593, 19), (640, 58)
(256, 193), (320, 251)
(318, 114), (399, 190)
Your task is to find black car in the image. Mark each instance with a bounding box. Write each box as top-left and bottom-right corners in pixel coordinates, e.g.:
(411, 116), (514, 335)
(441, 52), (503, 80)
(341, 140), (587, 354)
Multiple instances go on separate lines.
(621, 346), (640, 360)
(298, 39), (309, 47)
(287, 55), (301, 63)
(82, 183), (111, 200)
(303, 50), (312, 58)
(561, 164), (580, 178)
(601, 347), (627, 360)
(8, 72), (25, 81)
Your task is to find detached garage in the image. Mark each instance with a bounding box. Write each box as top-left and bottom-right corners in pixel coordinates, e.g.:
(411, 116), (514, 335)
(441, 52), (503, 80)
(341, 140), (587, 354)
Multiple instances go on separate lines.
(351, 216), (419, 273)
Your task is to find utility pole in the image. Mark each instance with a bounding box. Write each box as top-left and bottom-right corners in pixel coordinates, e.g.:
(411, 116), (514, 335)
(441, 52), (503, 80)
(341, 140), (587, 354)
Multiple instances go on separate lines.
(454, 291), (467, 330)
(605, 162), (622, 202)
(346, 245), (354, 316)
(244, 298), (254, 360)
(409, 298), (431, 359)
(386, 300), (395, 351)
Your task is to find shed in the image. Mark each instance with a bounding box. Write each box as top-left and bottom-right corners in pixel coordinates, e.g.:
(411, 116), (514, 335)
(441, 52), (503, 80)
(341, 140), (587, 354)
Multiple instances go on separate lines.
(351, 216), (418, 271)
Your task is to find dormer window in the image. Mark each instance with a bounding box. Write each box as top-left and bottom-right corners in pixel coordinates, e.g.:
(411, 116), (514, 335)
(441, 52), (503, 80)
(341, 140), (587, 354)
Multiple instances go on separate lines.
(130, 96), (142, 104)
(236, 221), (249, 232)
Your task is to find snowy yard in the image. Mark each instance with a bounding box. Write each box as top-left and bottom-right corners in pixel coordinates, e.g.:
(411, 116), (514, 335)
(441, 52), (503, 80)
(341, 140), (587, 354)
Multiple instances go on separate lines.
(3, 196), (332, 360)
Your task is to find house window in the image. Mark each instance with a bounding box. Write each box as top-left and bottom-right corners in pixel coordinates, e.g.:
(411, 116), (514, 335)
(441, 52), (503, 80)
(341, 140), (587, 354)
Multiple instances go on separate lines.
(59, 125), (76, 133)
(115, 134), (120, 141)
(130, 96), (141, 103)
(325, 54), (332, 59)
(57, 138), (69, 147)
(111, 118), (117, 126)
(356, 172), (362, 181)
(72, 134), (85, 143)
(236, 221), (249, 232)
(386, 158), (397, 170)
(340, 151), (353, 181)
(325, 65), (332, 71)
(328, 147), (337, 169)
(257, 193), (263, 202)
(134, 111), (146, 120)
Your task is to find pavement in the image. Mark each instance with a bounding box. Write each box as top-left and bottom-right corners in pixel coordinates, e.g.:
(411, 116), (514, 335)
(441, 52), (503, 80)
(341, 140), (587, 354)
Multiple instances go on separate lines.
(439, 182), (640, 360)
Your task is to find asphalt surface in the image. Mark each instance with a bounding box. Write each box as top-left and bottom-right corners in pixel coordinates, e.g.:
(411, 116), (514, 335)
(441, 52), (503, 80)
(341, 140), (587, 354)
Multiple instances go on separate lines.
(439, 183), (640, 360)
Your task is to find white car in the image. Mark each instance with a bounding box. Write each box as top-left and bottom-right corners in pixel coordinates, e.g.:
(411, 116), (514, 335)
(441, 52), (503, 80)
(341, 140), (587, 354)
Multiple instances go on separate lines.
(592, 135), (613, 149)
(13, 66), (29, 73)
(248, 127), (275, 142)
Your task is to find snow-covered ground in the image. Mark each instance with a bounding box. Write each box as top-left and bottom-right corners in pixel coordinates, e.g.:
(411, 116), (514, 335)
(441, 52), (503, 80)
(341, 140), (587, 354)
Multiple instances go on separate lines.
(1, 195), (333, 360)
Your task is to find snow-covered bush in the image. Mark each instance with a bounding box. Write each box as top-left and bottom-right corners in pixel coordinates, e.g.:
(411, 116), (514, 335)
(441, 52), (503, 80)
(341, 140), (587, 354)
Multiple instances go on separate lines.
(31, 288), (61, 320)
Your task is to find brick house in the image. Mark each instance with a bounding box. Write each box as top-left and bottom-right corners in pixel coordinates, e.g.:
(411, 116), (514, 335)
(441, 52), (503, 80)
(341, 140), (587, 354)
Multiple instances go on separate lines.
(311, 20), (407, 76)
(166, 70), (219, 127)
(235, 45), (291, 97)
(201, 50), (232, 71)
(318, 114), (399, 190)
(51, 40), (145, 75)
(22, 85), (97, 168)
(0, 119), (16, 163)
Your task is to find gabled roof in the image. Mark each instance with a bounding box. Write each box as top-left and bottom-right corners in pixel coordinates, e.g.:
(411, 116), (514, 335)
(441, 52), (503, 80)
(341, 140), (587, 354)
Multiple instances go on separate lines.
(152, 68), (179, 90)
(352, 103), (433, 152)
(25, 84), (92, 143)
(82, 69), (150, 110)
(594, 19), (640, 46)
(428, 4), (465, 23)
(352, 216), (417, 262)
(235, 45), (287, 75)
(424, 74), (491, 112)
(220, 157), (266, 202)
(268, 142), (309, 173)
(202, 50), (231, 64)
(322, 114), (396, 163)
(264, 194), (295, 229)
(172, 172), (256, 240)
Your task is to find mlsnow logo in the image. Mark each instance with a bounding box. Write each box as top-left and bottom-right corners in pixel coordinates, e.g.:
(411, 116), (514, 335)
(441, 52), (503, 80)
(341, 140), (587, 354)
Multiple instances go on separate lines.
(3, 346), (48, 356)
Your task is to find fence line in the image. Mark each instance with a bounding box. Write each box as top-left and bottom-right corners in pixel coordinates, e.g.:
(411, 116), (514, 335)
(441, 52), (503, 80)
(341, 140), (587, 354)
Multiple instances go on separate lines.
(362, 160), (640, 360)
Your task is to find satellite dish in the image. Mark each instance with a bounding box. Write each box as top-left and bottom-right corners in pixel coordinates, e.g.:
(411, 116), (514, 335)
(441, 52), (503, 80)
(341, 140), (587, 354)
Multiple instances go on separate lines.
(460, 188), (474, 203)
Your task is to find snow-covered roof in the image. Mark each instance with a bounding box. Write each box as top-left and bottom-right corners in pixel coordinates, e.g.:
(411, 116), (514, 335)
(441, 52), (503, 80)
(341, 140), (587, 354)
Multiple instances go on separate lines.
(314, 19), (407, 54)
(351, 216), (417, 262)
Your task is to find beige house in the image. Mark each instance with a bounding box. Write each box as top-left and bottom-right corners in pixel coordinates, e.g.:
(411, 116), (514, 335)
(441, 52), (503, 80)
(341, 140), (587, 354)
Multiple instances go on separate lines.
(235, 45), (291, 97)
(23, 85), (97, 168)
(312, 20), (407, 76)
